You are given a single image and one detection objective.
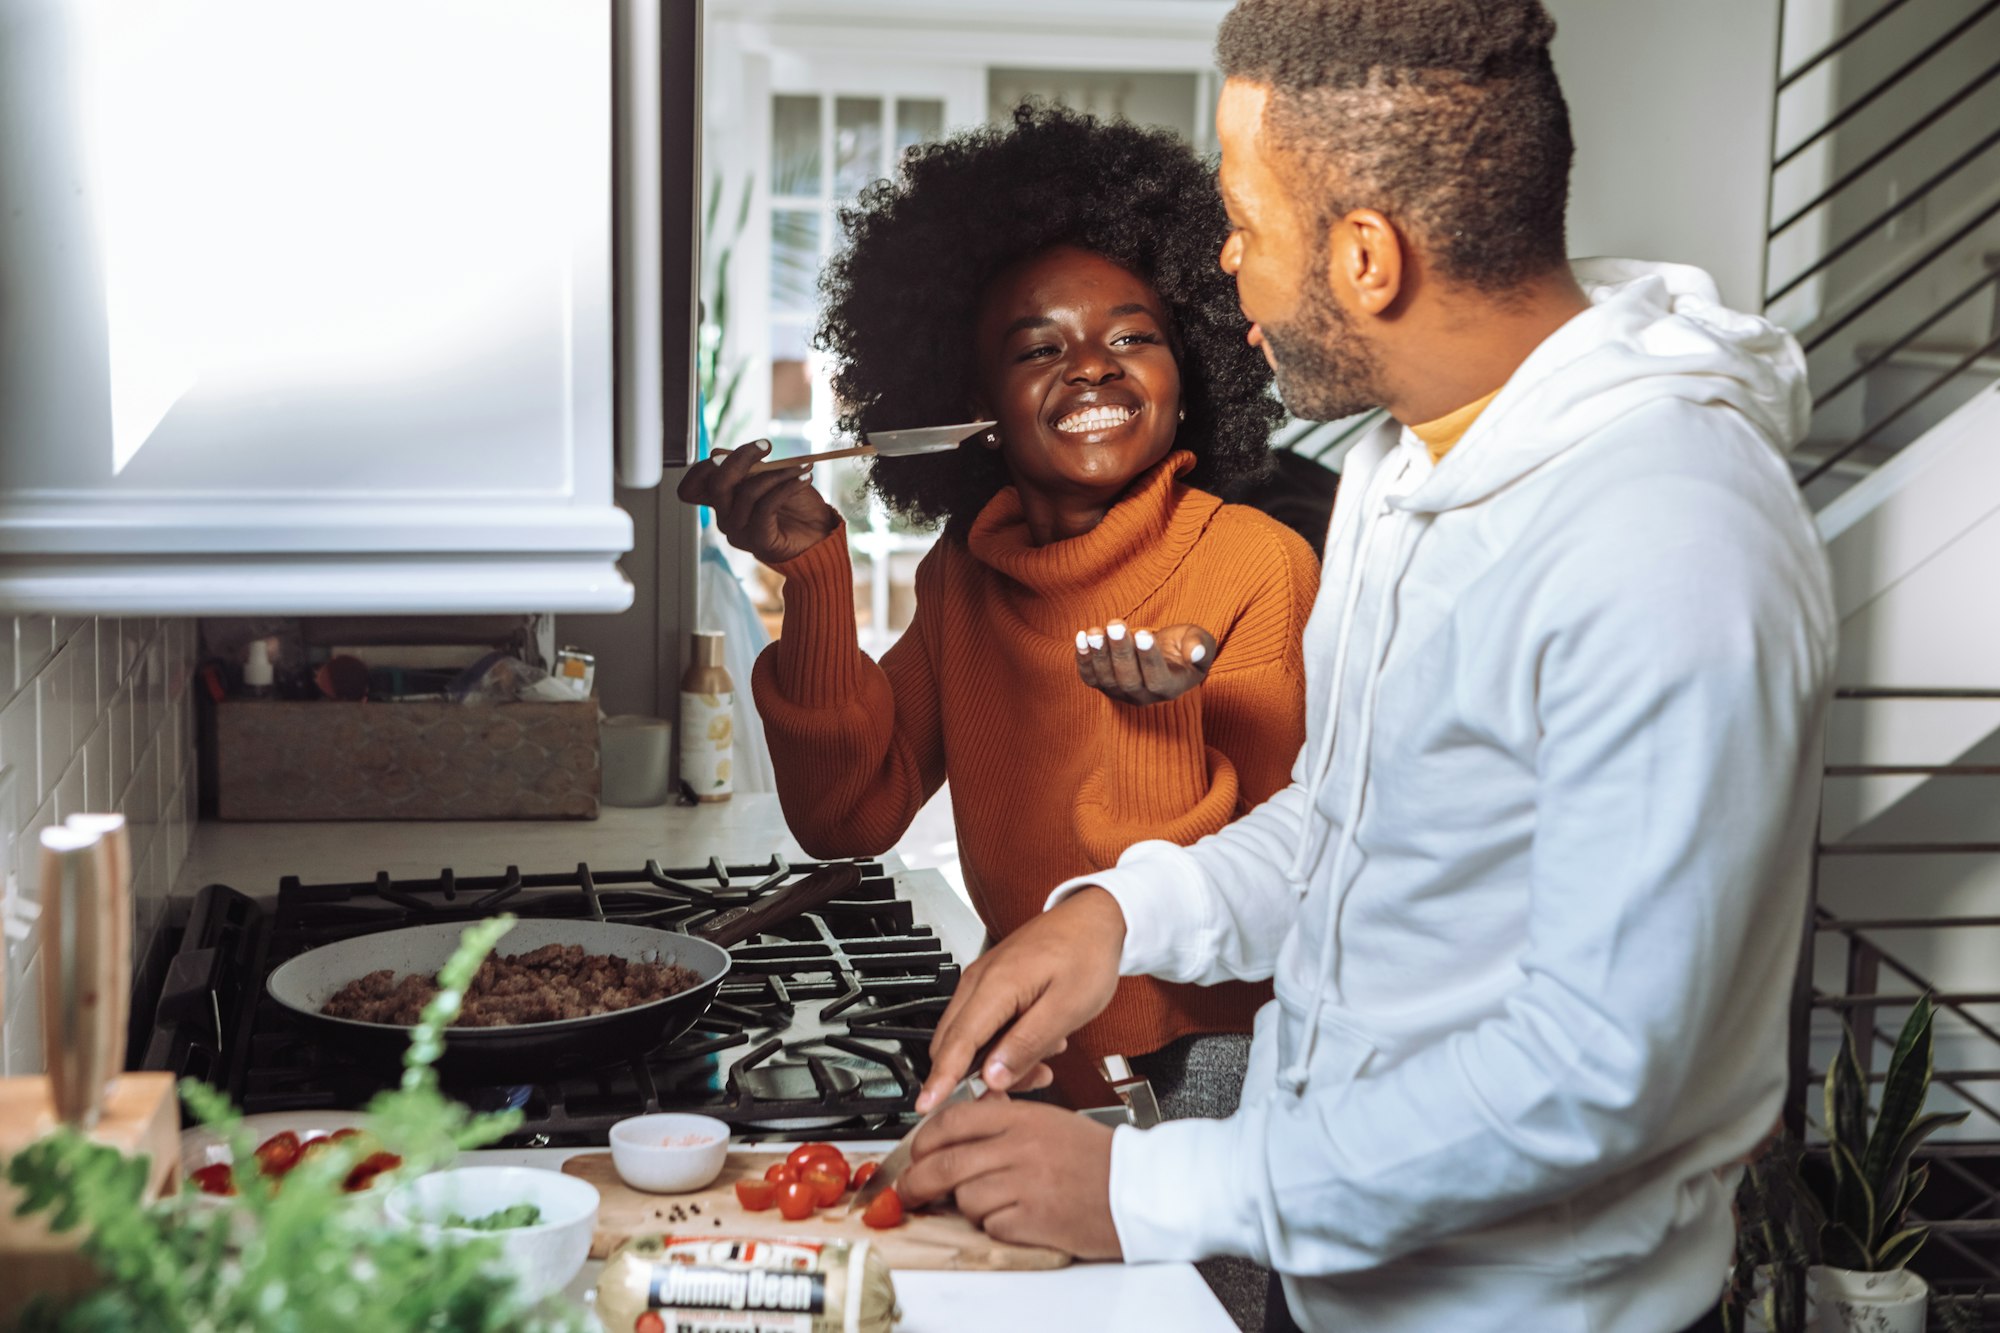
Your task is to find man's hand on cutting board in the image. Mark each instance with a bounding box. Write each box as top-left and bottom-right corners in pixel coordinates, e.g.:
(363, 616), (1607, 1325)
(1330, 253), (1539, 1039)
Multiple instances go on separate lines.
(899, 1096), (1122, 1261)
(918, 887), (1126, 1111)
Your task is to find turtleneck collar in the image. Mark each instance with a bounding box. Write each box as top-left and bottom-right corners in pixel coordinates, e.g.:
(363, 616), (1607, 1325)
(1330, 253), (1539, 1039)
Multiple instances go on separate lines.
(964, 450), (1219, 635)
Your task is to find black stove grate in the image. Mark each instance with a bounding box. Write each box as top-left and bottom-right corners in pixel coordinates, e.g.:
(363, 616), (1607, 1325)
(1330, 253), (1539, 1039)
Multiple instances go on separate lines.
(142, 857), (958, 1145)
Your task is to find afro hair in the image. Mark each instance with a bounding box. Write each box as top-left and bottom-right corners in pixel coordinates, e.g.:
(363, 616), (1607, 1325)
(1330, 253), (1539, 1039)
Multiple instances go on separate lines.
(815, 102), (1284, 532)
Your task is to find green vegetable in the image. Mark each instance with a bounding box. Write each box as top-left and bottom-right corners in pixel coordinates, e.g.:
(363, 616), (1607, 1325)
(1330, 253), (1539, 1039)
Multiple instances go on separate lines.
(441, 1202), (544, 1231)
(4, 915), (590, 1332)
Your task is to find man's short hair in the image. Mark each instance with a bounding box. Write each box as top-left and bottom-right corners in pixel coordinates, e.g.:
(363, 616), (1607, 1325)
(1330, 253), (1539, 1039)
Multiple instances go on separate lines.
(1216, 0), (1574, 292)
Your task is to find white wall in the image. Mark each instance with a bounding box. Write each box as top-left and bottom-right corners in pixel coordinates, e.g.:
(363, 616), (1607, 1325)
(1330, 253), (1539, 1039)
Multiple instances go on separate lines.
(1545, 0), (1782, 313)
(0, 616), (196, 1074)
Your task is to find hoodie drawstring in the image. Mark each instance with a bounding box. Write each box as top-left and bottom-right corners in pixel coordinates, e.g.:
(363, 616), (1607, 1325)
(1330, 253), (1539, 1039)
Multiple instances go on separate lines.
(1280, 493), (1427, 1096)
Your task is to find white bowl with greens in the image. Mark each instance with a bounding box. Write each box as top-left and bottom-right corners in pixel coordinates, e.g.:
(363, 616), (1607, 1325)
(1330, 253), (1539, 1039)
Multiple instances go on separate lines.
(386, 1166), (600, 1303)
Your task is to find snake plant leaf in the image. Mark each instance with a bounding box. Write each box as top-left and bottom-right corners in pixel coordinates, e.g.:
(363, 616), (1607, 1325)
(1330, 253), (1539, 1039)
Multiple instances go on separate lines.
(1895, 1163), (1931, 1227)
(1825, 1026), (1871, 1169)
(1876, 1108), (1970, 1232)
(1828, 1137), (1877, 1251)
(1820, 1220), (1874, 1271)
(1872, 1225), (1929, 1272)
(1864, 997), (1938, 1189)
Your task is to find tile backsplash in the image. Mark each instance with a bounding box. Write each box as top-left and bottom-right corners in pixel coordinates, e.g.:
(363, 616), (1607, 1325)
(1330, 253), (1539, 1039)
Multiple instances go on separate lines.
(0, 616), (196, 1075)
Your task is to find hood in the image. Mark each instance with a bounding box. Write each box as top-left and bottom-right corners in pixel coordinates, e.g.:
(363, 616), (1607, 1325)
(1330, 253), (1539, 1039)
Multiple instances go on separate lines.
(1396, 258), (1811, 517)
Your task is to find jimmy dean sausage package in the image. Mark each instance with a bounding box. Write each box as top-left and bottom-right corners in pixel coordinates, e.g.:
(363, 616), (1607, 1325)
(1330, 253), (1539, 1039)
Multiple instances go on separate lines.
(596, 1234), (899, 1333)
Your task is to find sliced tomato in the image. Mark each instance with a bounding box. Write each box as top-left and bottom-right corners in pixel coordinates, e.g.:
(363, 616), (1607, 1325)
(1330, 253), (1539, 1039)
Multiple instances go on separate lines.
(801, 1163), (847, 1208)
(861, 1186), (904, 1230)
(253, 1130), (302, 1176)
(763, 1161), (800, 1186)
(776, 1179), (817, 1221)
(190, 1163), (237, 1197)
(851, 1161), (878, 1190)
(328, 1128), (363, 1142)
(343, 1150), (402, 1192)
(786, 1142), (847, 1174)
(734, 1178), (778, 1211)
(636, 1313), (666, 1333)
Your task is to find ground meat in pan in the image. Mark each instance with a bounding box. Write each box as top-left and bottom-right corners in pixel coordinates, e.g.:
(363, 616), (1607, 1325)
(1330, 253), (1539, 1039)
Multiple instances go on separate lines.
(320, 943), (703, 1027)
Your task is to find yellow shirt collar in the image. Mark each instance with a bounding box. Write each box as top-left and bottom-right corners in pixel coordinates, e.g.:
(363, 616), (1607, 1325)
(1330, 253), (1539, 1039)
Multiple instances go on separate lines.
(1410, 387), (1503, 465)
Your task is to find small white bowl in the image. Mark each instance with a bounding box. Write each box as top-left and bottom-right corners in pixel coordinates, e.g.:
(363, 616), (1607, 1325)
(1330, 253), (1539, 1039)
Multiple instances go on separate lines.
(608, 1113), (731, 1193)
(386, 1166), (600, 1304)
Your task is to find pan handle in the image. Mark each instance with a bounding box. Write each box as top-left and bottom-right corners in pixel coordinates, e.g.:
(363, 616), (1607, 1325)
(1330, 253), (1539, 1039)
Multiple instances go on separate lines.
(692, 863), (864, 948)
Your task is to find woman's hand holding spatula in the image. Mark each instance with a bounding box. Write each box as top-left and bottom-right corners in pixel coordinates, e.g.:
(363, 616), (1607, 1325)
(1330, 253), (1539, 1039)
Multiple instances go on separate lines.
(677, 440), (841, 565)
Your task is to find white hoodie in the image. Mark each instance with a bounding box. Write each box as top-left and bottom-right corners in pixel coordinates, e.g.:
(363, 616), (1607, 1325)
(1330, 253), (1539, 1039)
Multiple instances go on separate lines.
(1049, 261), (1837, 1333)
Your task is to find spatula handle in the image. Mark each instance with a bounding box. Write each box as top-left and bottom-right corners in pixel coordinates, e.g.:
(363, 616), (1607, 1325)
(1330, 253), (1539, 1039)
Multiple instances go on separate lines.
(692, 863), (863, 947)
(746, 443), (876, 474)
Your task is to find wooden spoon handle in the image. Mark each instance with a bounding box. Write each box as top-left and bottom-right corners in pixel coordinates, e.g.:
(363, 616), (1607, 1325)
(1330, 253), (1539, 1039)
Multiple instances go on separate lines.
(747, 444), (876, 474)
(692, 863), (863, 947)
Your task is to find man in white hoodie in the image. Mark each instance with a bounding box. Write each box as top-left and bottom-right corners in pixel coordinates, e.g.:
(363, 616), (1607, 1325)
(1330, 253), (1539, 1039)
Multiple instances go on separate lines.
(898, 2), (1837, 1330)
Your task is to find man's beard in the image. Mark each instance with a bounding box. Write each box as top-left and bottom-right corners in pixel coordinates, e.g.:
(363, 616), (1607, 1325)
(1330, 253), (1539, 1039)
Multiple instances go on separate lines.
(1260, 280), (1387, 422)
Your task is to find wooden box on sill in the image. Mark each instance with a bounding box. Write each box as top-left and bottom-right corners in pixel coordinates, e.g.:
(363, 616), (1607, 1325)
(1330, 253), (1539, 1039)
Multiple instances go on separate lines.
(215, 697), (601, 821)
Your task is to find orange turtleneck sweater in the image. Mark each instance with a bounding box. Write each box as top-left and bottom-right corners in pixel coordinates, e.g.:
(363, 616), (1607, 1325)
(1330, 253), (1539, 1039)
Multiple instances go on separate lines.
(752, 452), (1319, 1099)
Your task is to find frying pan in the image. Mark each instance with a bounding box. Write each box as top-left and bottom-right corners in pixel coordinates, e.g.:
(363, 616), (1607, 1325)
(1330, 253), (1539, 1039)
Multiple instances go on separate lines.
(264, 863), (861, 1082)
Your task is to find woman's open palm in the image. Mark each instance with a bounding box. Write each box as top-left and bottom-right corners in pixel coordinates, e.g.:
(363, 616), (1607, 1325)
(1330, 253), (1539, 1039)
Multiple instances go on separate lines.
(1075, 621), (1216, 705)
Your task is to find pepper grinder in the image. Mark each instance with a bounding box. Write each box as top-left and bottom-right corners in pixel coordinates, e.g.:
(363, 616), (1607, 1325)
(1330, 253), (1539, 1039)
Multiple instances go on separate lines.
(36, 819), (130, 1127)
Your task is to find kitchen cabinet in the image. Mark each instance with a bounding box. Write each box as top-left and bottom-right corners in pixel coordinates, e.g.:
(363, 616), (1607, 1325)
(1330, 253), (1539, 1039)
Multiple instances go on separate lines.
(0, 0), (703, 615)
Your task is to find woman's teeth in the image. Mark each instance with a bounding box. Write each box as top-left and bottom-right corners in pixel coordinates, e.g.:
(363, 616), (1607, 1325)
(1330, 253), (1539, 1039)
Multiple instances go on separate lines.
(1055, 405), (1137, 434)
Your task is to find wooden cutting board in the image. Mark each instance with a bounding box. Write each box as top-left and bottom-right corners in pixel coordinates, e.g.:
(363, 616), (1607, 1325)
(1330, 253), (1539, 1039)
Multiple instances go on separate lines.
(562, 1150), (1071, 1271)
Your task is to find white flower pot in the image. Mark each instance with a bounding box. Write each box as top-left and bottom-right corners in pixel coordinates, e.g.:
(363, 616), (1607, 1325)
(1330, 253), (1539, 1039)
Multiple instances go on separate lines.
(1810, 1265), (1928, 1333)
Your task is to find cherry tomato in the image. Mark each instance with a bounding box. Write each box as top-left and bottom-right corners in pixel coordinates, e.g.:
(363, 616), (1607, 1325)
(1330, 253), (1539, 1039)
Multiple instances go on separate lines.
(851, 1161), (878, 1190)
(764, 1161), (800, 1186)
(343, 1150), (402, 1192)
(861, 1187), (904, 1230)
(636, 1314), (665, 1333)
(734, 1178), (778, 1211)
(191, 1163), (236, 1196)
(786, 1142), (848, 1174)
(801, 1163), (847, 1208)
(253, 1130), (302, 1176)
(776, 1179), (817, 1221)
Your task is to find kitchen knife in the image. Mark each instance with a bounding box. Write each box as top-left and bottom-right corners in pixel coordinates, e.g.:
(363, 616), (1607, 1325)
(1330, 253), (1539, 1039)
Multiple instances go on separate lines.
(845, 1070), (988, 1216)
(742, 420), (996, 475)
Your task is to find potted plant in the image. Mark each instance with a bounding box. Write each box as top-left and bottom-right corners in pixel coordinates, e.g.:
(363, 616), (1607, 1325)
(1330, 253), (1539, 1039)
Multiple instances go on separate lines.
(1721, 1130), (1821, 1333)
(3, 916), (589, 1333)
(1809, 993), (1968, 1333)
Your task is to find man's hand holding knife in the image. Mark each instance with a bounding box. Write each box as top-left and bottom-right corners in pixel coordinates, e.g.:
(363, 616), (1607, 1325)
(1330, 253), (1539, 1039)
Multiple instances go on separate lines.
(894, 887), (1132, 1259)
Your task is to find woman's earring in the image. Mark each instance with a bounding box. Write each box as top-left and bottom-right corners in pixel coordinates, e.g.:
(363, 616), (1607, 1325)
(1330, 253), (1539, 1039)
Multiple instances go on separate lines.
(1177, 408), (1186, 422)
(983, 429), (1001, 447)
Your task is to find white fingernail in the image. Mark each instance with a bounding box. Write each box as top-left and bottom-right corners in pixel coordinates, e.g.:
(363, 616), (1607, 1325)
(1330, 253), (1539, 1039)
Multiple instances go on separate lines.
(1134, 630), (1155, 650)
(1107, 622), (1126, 641)
(1075, 630), (1089, 652)
(1190, 644), (1206, 664)
(754, 439), (772, 452)
(1087, 633), (1105, 650)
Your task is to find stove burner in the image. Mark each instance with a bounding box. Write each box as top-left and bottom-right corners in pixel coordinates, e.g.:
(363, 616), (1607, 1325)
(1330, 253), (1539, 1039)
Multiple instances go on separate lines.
(141, 856), (959, 1145)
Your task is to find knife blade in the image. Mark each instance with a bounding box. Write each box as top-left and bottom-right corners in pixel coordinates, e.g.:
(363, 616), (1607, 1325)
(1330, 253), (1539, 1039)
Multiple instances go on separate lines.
(845, 1071), (987, 1216)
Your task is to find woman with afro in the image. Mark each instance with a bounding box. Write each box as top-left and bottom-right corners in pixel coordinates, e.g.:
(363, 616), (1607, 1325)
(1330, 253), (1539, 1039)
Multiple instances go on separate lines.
(679, 104), (1318, 1116)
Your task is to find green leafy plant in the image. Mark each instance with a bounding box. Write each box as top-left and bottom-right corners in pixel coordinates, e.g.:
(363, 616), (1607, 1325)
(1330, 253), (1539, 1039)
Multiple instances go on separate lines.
(1815, 993), (1968, 1273)
(700, 171), (754, 451)
(1720, 1130), (1823, 1333)
(5, 915), (590, 1333)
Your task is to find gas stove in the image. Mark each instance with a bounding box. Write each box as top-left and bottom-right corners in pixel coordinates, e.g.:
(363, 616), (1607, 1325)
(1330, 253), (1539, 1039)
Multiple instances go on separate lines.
(139, 857), (959, 1145)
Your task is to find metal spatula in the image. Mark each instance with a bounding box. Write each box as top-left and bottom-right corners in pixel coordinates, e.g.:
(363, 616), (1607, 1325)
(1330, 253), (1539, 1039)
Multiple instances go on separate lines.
(745, 420), (995, 475)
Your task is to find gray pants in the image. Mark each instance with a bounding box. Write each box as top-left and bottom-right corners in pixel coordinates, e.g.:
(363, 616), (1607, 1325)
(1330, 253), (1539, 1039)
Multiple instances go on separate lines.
(1129, 1033), (1275, 1333)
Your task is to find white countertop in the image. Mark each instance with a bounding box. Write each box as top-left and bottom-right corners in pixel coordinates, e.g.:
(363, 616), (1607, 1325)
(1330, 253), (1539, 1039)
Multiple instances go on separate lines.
(475, 1144), (1236, 1333)
(177, 800), (1237, 1333)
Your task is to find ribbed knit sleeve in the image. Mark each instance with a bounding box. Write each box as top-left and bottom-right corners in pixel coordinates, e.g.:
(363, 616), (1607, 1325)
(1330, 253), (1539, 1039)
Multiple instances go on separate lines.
(751, 525), (945, 858)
